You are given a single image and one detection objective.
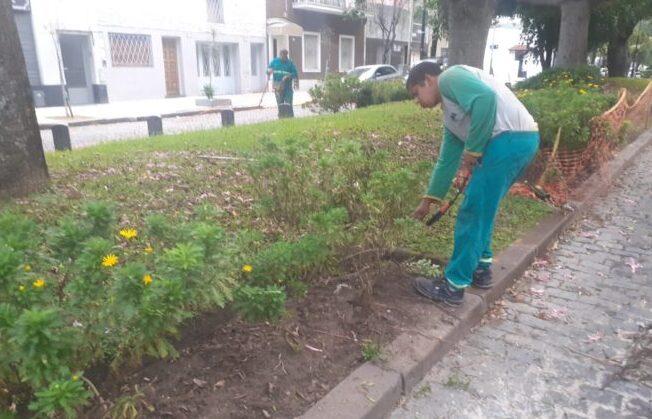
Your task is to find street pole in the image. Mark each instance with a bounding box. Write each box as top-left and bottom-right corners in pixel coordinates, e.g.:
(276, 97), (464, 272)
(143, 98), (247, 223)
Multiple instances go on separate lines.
(407, 0), (413, 67)
(420, 0), (426, 59)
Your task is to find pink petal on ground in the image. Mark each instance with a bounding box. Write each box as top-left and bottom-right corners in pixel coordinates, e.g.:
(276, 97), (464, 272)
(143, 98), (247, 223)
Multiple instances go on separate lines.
(625, 257), (642, 274)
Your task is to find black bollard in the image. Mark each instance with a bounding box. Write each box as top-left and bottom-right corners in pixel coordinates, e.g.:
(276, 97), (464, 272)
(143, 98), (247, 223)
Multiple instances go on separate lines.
(51, 125), (72, 151)
(145, 116), (163, 136)
(220, 109), (235, 127)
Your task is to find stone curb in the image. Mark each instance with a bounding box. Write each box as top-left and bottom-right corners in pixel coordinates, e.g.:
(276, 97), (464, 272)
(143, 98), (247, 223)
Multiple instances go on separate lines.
(299, 129), (652, 419)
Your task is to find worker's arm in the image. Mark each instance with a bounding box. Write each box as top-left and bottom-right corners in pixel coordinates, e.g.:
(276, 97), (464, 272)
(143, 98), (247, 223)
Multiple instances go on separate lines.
(425, 127), (464, 202)
(438, 66), (497, 162)
(412, 128), (464, 220)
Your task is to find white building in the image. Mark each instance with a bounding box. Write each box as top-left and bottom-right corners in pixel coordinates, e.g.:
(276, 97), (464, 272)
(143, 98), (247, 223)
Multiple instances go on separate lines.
(12, 0), (267, 106)
(483, 17), (542, 85)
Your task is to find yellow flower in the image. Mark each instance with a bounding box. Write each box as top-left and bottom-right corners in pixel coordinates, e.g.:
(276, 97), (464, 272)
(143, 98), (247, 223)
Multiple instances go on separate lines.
(144, 245), (154, 254)
(102, 254), (119, 267)
(33, 279), (45, 288)
(119, 228), (138, 240)
(143, 274), (153, 286)
(578, 89), (587, 95)
(72, 375), (79, 382)
(242, 264), (253, 273)
(23, 264), (32, 272)
(19, 285), (26, 292)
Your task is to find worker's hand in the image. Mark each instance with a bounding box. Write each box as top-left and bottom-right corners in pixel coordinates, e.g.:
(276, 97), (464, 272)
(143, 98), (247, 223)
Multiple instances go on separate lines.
(454, 153), (479, 190)
(411, 198), (434, 221)
(282, 75), (291, 82)
(453, 167), (471, 190)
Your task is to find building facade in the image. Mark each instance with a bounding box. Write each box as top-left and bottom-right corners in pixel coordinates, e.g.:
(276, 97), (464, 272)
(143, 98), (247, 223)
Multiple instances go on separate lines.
(12, 0), (267, 106)
(266, 0), (366, 86)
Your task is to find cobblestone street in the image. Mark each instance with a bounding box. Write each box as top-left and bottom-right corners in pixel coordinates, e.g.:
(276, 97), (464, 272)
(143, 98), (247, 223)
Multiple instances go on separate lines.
(391, 142), (652, 418)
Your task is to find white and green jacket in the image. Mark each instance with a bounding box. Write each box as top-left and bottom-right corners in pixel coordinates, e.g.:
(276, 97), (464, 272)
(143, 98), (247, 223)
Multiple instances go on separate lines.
(425, 65), (538, 201)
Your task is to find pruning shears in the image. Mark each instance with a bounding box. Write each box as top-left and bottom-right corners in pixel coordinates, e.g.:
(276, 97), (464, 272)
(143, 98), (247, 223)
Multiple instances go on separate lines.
(426, 187), (463, 226)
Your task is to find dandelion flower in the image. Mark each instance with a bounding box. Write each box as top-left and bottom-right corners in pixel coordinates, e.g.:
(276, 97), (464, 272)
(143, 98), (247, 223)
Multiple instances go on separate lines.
(143, 274), (153, 286)
(72, 375), (80, 382)
(19, 285), (26, 292)
(119, 228), (138, 240)
(242, 264), (253, 273)
(144, 245), (154, 254)
(102, 254), (119, 267)
(33, 279), (45, 288)
(23, 264), (32, 272)
(578, 89), (587, 95)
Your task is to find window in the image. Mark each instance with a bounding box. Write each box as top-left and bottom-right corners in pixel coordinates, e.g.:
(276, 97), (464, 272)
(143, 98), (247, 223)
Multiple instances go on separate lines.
(207, 0), (224, 23)
(109, 33), (152, 67)
(303, 32), (320, 72)
(196, 43), (231, 77)
(223, 45), (231, 76)
(339, 35), (354, 72)
(250, 43), (263, 76)
(212, 46), (221, 76)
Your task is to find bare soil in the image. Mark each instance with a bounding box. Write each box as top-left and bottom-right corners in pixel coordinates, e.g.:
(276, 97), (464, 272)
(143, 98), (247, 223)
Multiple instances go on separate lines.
(84, 259), (431, 418)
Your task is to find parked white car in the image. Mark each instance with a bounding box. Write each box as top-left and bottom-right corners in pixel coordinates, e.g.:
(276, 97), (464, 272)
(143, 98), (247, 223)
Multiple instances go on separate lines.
(346, 65), (402, 82)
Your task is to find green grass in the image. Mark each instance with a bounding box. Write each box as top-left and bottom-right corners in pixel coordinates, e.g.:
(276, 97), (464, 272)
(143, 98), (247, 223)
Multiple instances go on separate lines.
(606, 77), (650, 97)
(4, 101), (549, 263)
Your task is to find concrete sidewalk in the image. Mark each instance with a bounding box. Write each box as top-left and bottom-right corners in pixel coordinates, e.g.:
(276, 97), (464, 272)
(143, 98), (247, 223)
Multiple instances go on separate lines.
(35, 89), (312, 126)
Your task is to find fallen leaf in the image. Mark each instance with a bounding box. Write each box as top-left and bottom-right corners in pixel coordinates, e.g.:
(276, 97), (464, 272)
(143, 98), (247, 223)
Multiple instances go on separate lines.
(214, 380), (225, 390)
(193, 378), (208, 388)
(530, 287), (545, 296)
(262, 409), (271, 418)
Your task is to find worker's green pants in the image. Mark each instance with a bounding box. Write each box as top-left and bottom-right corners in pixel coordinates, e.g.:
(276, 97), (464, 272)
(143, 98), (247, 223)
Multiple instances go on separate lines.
(274, 81), (294, 118)
(446, 131), (540, 288)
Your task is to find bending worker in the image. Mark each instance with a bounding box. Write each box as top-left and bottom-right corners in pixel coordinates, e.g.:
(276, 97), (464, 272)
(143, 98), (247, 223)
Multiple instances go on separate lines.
(406, 62), (539, 306)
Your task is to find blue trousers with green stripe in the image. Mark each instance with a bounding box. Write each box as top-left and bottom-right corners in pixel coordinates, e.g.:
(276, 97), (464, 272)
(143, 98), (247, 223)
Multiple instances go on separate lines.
(445, 131), (540, 288)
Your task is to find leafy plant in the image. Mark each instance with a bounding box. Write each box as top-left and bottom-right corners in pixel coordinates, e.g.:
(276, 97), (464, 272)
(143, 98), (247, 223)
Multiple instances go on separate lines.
(516, 65), (603, 90)
(309, 75), (361, 113)
(202, 84), (215, 100)
(233, 285), (286, 322)
(518, 86), (617, 150)
(404, 259), (443, 278)
(355, 80), (410, 108)
(28, 376), (91, 418)
(360, 339), (384, 362)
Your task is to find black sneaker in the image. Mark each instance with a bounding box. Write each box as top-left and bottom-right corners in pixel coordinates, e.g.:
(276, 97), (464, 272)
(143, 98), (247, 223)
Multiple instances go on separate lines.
(472, 267), (493, 289)
(414, 277), (464, 306)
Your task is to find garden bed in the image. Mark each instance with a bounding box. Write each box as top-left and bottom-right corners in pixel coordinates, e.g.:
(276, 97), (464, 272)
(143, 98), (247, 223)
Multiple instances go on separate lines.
(1, 102), (550, 418)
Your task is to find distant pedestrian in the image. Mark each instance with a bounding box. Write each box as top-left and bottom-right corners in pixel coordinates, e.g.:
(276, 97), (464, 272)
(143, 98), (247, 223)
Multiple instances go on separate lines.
(267, 49), (299, 118)
(406, 62), (539, 306)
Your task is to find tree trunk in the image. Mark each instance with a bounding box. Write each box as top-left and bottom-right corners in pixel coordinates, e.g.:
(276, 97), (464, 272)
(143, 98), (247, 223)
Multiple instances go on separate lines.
(554, 0), (590, 67)
(607, 36), (629, 77)
(447, 0), (495, 67)
(430, 35), (438, 58)
(0, 2), (49, 199)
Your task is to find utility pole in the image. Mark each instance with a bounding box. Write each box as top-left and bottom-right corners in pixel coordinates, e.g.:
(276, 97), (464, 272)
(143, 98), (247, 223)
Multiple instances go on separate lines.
(419, 0), (427, 58)
(407, 0), (414, 66)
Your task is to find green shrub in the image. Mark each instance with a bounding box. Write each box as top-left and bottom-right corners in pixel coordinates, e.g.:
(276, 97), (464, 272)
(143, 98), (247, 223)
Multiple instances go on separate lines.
(309, 75), (361, 113)
(233, 285), (286, 323)
(516, 65), (603, 90)
(517, 86), (617, 150)
(0, 204), (241, 416)
(605, 77), (650, 96)
(355, 80), (410, 108)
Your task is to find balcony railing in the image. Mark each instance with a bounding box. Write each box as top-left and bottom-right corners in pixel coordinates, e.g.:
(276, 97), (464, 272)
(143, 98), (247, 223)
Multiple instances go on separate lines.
(292, 0), (347, 14)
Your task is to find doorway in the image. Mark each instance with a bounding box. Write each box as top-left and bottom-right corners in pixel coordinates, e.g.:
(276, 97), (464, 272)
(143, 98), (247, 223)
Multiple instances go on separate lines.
(162, 38), (181, 97)
(59, 33), (94, 104)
